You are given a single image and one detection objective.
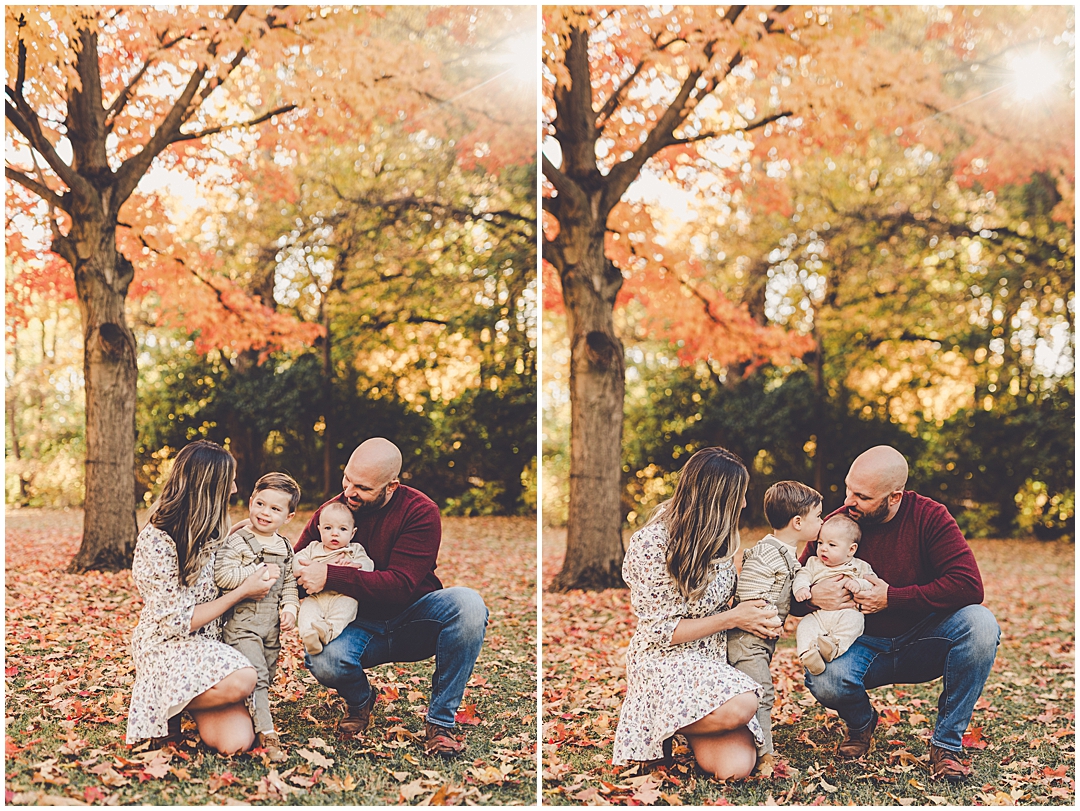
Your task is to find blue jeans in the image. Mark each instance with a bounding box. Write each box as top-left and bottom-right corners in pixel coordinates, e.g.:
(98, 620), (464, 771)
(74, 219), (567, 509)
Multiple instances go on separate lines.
(305, 587), (488, 729)
(804, 605), (1000, 752)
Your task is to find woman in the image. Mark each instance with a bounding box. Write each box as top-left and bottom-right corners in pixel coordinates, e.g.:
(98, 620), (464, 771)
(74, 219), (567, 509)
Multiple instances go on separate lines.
(125, 440), (279, 754)
(612, 447), (782, 779)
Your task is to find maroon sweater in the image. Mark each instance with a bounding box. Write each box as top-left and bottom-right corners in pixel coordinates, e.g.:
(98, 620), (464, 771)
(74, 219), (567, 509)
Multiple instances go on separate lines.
(790, 491), (984, 638)
(294, 486), (443, 620)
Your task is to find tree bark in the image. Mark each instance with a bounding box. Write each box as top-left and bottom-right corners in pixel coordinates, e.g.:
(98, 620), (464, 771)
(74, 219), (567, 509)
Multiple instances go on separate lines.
(67, 225), (139, 572)
(551, 233), (627, 591)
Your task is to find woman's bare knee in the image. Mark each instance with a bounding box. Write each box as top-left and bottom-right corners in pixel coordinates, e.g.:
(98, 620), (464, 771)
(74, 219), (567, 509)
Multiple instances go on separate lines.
(202, 726), (254, 755)
(706, 750), (755, 781)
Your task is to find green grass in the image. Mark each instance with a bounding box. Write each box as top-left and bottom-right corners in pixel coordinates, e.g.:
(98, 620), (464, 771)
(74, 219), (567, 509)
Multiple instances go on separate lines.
(5, 509), (537, 805)
(542, 528), (1075, 805)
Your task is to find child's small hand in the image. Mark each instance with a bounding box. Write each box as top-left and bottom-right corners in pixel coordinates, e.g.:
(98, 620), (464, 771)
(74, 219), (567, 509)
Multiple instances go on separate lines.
(280, 611), (296, 631)
(842, 578), (862, 594)
(793, 587), (812, 602)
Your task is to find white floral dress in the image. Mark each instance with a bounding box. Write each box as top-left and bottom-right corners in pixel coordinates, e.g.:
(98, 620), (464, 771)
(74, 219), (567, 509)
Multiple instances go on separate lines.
(125, 525), (253, 743)
(612, 520), (764, 763)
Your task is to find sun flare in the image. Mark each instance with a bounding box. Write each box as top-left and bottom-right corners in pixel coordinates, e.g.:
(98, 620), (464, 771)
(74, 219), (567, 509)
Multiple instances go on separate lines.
(1009, 52), (1061, 102)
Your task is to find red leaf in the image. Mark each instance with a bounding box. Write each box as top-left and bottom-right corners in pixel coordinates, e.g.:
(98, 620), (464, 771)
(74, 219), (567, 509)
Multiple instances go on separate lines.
(84, 786), (106, 803)
(962, 726), (989, 749)
(455, 703), (481, 725)
(381, 685), (400, 702)
(880, 708), (902, 726)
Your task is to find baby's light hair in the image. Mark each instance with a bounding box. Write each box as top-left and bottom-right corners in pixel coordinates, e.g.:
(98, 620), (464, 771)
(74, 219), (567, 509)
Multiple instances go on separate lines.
(320, 501), (355, 527)
(821, 513), (861, 547)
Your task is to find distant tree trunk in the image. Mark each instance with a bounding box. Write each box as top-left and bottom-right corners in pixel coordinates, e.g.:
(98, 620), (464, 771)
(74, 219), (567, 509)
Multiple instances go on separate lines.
(321, 303), (335, 500)
(226, 351), (265, 500)
(812, 332), (826, 495)
(6, 344), (30, 504)
(66, 223), (139, 572)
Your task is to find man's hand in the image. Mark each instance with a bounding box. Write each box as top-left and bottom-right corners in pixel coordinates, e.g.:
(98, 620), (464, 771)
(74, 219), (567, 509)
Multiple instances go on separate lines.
(808, 574), (857, 611)
(853, 574), (889, 614)
(294, 557), (328, 594)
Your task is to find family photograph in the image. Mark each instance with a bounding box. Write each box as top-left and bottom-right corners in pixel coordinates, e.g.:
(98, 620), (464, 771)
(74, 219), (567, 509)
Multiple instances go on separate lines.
(4, 2), (1076, 809)
(542, 4), (1073, 807)
(5, 5), (536, 805)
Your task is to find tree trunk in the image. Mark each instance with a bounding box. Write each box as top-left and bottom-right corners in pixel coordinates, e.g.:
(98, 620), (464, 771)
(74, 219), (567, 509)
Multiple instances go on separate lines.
(6, 342), (30, 504)
(226, 351), (264, 500)
(551, 233), (627, 591)
(67, 228), (138, 572)
(321, 303), (335, 500)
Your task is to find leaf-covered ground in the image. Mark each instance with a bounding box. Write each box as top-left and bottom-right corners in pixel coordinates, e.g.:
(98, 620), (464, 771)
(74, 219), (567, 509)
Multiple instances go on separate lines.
(5, 509), (537, 806)
(542, 528), (1074, 806)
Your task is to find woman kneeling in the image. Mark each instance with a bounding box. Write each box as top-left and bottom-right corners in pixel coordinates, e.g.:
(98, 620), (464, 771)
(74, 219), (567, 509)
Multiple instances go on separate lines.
(125, 440), (278, 754)
(612, 447), (782, 779)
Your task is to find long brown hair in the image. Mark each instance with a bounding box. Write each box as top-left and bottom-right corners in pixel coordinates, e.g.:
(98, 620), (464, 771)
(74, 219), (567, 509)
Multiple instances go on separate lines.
(149, 440), (236, 586)
(653, 447), (749, 601)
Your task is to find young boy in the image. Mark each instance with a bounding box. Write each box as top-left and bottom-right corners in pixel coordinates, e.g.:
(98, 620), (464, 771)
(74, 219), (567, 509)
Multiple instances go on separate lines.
(294, 501), (374, 655)
(214, 472), (301, 763)
(792, 513), (876, 675)
(728, 481), (821, 766)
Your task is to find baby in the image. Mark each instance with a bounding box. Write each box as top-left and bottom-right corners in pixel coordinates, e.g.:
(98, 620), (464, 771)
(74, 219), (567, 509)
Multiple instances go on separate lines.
(295, 501), (374, 655)
(214, 472), (301, 762)
(728, 481), (819, 764)
(792, 513), (877, 675)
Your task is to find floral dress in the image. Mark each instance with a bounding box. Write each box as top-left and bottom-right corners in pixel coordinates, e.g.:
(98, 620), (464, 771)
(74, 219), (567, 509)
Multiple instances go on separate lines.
(125, 525), (253, 743)
(612, 520), (764, 763)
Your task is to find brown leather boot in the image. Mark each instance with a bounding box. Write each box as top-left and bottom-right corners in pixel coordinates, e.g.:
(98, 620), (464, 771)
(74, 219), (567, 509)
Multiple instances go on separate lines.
(339, 693), (377, 738)
(929, 744), (972, 782)
(837, 709), (878, 760)
(424, 722), (465, 757)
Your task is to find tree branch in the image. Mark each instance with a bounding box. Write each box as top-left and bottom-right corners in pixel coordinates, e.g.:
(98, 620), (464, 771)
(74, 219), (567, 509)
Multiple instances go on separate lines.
(6, 36), (85, 196)
(104, 59), (154, 131)
(169, 104), (297, 143)
(4, 166), (69, 212)
(542, 153), (588, 213)
(665, 110), (792, 146)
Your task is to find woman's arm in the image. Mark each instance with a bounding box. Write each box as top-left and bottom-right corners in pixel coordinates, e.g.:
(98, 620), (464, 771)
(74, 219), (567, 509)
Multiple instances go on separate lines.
(670, 599), (780, 645)
(190, 565), (278, 633)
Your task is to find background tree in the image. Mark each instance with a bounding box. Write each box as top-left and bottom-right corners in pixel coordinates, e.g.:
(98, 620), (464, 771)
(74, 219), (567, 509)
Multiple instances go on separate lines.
(542, 5), (1075, 587)
(6, 5), (536, 570)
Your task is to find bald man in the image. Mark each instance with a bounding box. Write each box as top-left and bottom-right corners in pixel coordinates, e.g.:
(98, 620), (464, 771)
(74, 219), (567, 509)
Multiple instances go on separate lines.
(292, 438), (488, 757)
(790, 446), (999, 782)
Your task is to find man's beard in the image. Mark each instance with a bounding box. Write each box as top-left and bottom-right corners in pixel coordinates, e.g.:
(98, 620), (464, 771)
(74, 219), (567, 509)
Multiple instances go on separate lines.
(346, 484), (389, 513)
(851, 497), (890, 525)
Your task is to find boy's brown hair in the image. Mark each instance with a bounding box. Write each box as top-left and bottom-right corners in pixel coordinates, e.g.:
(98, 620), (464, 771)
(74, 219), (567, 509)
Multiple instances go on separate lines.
(763, 480), (822, 530)
(252, 472), (301, 513)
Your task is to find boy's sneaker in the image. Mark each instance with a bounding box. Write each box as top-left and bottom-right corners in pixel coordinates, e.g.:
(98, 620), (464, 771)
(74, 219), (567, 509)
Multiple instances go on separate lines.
(256, 731), (287, 763)
(929, 744), (972, 782)
(752, 752), (777, 776)
(339, 693), (377, 738)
